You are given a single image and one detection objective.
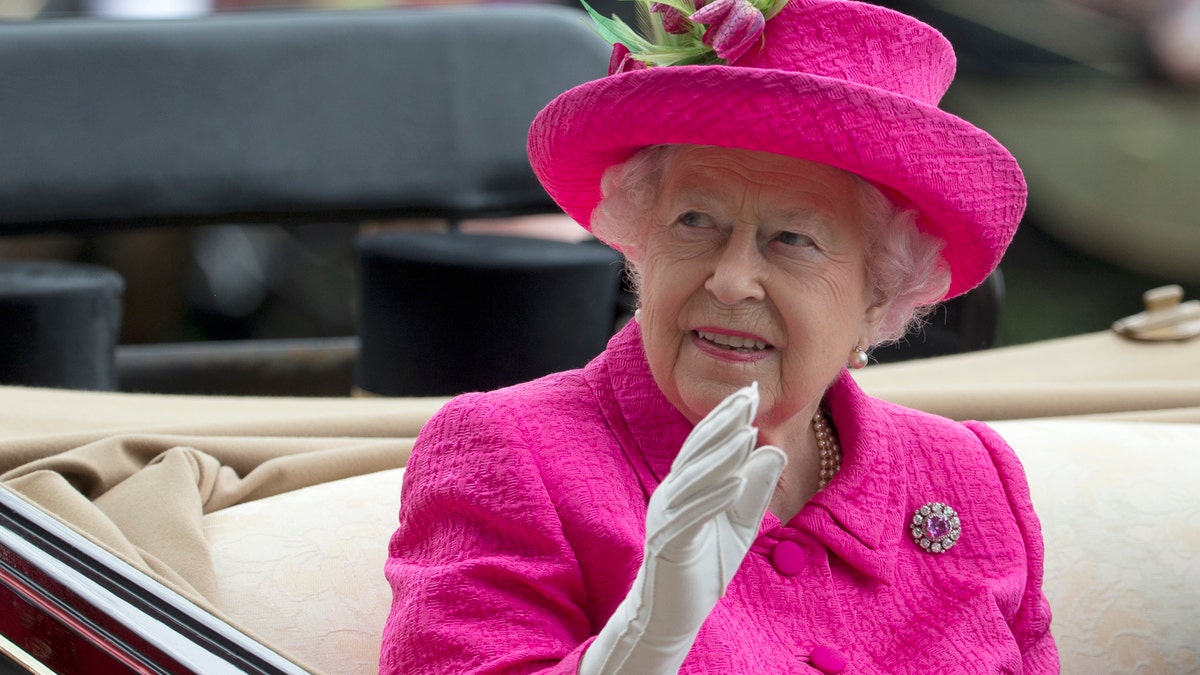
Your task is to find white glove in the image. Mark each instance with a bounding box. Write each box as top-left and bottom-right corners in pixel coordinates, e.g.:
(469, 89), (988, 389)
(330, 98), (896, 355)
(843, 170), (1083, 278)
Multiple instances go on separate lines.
(579, 383), (787, 675)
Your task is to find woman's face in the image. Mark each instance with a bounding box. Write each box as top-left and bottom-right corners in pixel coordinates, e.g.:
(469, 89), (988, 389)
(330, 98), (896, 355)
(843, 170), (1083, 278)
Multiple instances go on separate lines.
(638, 146), (886, 434)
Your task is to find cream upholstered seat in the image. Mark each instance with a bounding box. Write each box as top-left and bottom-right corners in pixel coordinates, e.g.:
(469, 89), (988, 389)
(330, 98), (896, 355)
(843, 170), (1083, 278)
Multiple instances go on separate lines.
(204, 469), (406, 674)
(993, 420), (1200, 675)
(202, 420), (1200, 674)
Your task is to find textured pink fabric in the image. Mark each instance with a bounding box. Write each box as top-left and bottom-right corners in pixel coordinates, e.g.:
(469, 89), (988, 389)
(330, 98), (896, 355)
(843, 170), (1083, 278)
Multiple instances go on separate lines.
(380, 322), (1058, 673)
(526, 0), (1026, 300)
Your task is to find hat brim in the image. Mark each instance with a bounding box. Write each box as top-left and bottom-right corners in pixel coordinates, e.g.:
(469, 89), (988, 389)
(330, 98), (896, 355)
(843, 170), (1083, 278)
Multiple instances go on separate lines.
(528, 65), (1026, 299)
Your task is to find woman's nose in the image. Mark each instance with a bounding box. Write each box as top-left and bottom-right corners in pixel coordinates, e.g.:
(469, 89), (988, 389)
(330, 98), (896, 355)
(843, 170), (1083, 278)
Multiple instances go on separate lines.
(704, 235), (766, 305)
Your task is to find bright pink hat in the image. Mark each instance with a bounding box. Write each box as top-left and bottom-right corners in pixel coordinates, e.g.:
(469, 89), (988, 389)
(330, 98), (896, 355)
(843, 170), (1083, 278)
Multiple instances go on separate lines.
(527, 0), (1026, 299)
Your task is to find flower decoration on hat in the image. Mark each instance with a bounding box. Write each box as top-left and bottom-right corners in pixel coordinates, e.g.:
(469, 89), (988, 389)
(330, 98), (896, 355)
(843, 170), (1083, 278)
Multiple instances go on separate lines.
(582, 0), (789, 74)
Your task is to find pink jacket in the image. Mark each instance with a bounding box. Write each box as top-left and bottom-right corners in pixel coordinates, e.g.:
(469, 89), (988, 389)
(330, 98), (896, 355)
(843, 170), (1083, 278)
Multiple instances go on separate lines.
(380, 322), (1058, 673)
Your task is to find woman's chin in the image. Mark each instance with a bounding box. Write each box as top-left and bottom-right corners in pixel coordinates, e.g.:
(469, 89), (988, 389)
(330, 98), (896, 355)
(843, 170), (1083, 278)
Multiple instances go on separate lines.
(674, 378), (773, 424)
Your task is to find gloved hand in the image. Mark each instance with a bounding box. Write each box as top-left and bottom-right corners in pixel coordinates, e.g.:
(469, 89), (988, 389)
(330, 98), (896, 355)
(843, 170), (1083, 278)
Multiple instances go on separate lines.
(579, 383), (787, 675)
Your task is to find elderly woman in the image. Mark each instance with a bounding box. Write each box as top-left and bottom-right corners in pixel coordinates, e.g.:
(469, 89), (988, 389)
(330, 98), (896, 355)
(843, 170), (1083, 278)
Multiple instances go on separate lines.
(380, 0), (1057, 672)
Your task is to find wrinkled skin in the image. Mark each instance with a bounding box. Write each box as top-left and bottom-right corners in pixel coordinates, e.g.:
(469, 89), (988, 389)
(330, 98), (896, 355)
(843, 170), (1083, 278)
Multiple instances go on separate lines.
(636, 145), (888, 517)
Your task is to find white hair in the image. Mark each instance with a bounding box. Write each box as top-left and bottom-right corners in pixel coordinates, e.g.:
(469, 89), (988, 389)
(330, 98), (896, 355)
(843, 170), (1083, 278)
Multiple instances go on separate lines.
(590, 145), (951, 348)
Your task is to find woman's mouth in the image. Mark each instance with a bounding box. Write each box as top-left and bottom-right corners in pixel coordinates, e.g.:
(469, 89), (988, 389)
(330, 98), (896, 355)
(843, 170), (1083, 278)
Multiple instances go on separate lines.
(694, 330), (771, 353)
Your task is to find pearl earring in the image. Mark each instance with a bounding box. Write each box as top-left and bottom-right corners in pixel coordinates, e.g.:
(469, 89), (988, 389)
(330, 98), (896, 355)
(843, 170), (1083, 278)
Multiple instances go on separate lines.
(849, 346), (868, 369)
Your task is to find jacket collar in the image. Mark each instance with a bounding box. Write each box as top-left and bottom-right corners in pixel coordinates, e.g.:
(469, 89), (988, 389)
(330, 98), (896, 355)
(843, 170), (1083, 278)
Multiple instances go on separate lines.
(586, 321), (905, 584)
(790, 370), (906, 584)
(585, 320), (691, 499)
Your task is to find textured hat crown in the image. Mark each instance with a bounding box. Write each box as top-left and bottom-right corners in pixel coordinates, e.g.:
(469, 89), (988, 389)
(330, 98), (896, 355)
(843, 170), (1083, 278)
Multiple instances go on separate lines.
(734, 0), (955, 107)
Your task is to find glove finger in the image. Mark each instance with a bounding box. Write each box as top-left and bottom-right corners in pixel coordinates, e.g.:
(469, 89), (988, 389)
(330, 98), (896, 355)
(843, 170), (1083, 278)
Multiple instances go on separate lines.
(664, 426), (755, 509)
(647, 475), (743, 558)
(727, 445), (786, 535)
(671, 383), (758, 473)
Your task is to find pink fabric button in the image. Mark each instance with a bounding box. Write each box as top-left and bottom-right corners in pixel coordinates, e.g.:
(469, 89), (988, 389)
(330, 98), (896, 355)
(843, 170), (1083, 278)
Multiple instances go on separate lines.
(810, 644), (847, 673)
(770, 539), (805, 576)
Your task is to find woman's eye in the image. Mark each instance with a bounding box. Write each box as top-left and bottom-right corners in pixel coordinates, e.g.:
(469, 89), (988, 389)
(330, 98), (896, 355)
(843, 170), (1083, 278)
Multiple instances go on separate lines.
(776, 231), (815, 247)
(678, 211), (712, 228)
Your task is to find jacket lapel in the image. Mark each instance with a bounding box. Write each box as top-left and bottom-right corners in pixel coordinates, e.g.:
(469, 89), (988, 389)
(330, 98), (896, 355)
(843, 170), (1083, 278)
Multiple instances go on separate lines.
(585, 320), (690, 499)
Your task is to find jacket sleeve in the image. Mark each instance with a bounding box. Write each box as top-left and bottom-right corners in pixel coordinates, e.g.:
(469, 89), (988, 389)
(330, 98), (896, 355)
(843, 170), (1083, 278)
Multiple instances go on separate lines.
(964, 421), (1060, 674)
(379, 393), (594, 675)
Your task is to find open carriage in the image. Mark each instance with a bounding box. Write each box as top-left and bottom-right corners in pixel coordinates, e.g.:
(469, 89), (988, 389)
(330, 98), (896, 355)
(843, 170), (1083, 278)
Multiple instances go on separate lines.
(1, 3), (1198, 673)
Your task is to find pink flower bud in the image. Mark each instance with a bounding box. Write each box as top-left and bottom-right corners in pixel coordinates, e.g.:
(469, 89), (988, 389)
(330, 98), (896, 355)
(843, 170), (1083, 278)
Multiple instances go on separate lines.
(690, 0), (765, 62)
(608, 42), (648, 75)
(650, 2), (692, 34)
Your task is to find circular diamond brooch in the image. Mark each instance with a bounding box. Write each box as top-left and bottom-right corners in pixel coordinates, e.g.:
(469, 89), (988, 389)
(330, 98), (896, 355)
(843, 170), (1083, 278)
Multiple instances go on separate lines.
(910, 501), (961, 554)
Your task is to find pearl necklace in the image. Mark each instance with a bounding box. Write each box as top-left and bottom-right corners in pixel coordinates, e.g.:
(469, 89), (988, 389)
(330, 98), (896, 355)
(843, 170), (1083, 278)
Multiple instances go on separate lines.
(812, 405), (842, 490)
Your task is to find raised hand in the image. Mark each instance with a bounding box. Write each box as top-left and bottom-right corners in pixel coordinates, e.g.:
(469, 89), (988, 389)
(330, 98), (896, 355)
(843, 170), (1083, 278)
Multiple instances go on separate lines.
(579, 383), (786, 674)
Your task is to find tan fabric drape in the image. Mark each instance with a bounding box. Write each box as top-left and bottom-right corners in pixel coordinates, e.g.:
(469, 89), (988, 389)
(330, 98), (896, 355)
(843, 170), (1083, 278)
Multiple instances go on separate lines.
(0, 328), (1196, 647)
(0, 398), (447, 615)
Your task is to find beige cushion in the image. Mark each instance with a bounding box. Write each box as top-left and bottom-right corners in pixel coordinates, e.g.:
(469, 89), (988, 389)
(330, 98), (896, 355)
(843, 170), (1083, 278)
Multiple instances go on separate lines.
(203, 468), (405, 675)
(204, 422), (1200, 675)
(993, 420), (1200, 675)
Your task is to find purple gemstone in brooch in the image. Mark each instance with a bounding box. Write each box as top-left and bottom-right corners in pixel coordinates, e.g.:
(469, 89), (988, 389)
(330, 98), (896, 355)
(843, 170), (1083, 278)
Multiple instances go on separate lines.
(910, 502), (961, 554)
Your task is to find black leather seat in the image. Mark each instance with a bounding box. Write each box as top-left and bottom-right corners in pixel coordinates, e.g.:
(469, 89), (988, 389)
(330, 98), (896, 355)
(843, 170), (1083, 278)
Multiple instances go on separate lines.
(0, 5), (609, 235)
(0, 262), (124, 390)
(355, 232), (623, 396)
